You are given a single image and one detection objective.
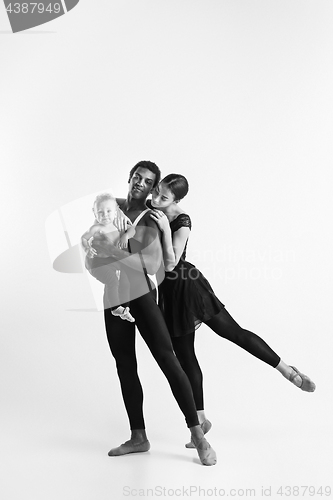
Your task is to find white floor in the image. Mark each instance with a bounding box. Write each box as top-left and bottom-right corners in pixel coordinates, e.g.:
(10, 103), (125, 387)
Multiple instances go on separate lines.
(2, 421), (331, 500)
(1, 306), (331, 500)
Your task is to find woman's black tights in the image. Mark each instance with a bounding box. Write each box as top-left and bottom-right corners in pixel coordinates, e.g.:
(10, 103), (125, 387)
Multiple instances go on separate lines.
(171, 333), (204, 410)
(172, 308), (280, 410)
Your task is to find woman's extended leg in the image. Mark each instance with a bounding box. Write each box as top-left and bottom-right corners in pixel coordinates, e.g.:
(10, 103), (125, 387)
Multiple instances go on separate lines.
(205, 308), (280, 366)
(204, 308), (315, 391)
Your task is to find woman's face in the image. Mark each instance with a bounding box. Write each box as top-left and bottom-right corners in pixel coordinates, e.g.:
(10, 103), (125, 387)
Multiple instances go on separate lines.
(151, 182), (175, 210)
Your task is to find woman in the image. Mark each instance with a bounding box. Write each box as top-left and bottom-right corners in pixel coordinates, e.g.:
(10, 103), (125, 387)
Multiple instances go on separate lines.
(149, 174), (316, 443)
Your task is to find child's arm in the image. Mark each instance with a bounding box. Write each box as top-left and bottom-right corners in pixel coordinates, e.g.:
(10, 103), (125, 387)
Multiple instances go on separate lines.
(117, 223), (136, 249)
(81, 225), (101, 257)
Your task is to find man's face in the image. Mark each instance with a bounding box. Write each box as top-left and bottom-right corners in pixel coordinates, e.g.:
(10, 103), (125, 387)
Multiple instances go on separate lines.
(128, 167), (156, 200)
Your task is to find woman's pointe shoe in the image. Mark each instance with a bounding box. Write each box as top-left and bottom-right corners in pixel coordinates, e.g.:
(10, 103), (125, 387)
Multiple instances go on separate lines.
(192, 436), (217, 466)
(185, 419), (212, 448)
(289, 366), (316, 392)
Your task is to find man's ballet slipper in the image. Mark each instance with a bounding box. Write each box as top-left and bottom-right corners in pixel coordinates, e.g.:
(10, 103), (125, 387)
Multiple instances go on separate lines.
(108, 439), (150, 456)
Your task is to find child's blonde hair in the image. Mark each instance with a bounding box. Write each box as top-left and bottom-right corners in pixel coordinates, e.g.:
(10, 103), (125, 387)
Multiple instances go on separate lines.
(93, 192), (117, 211)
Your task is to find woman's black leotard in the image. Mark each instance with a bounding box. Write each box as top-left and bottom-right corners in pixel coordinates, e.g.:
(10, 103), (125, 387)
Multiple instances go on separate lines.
(158, 213), (225, 336)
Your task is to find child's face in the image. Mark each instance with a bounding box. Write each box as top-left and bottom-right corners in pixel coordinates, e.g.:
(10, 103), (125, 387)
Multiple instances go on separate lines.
(151, 182), (175, 211)
(94, 200), (116, 225)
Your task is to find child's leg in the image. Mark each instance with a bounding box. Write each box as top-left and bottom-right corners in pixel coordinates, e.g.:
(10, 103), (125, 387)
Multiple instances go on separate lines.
(90, 262), (134, 322)
(118, 268), (131, 306)
(113, 269), (135, 322)
(89, 262), (122, 310)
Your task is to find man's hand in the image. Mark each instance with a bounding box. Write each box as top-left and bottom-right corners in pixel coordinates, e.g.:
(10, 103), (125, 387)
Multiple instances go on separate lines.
(114, 208), (132, 232)
(86, 236), (97, 258)
(81, 235), (97, 258)
(90, 231), (117, 258)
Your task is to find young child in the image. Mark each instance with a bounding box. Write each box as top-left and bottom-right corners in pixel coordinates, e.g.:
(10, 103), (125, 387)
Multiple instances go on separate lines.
(81, 193), (135, 322)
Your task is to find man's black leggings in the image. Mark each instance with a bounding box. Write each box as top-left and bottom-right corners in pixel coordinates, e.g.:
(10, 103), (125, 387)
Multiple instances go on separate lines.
(104, 290), (199, 430)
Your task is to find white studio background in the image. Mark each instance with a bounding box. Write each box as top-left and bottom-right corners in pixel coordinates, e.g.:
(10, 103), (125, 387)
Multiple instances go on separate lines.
(1, 1), (332, 499)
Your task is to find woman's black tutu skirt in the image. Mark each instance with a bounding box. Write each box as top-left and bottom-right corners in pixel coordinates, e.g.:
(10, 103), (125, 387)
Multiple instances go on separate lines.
(158, 259), (225, 337)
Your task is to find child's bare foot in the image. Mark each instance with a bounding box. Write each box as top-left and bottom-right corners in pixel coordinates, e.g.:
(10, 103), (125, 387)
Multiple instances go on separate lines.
(112, 306), (135, 322)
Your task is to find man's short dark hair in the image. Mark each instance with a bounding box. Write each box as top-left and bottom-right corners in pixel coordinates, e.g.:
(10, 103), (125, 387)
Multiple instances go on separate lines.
(128, 160), (161, 188)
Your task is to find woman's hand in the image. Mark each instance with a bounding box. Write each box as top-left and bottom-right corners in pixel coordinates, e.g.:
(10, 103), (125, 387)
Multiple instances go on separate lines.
(113, 207), (132, 232)
(150, 210), (170, 233)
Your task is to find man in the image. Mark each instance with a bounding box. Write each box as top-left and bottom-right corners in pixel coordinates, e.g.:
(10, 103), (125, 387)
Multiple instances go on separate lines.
(92, 160), (216, 466)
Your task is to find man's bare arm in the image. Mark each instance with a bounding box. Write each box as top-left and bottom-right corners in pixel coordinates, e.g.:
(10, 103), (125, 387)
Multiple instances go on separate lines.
(135, 217), (163, 275)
